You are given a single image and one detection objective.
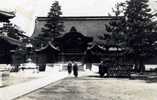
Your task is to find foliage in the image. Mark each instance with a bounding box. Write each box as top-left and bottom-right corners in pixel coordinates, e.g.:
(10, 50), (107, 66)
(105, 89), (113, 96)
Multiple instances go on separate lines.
(105, 0), (157, 72)
(40, 1), (64, 42)
(106, 0), (157, 53)
(105, 3), (126, 47)
(125, 0), (155, 46)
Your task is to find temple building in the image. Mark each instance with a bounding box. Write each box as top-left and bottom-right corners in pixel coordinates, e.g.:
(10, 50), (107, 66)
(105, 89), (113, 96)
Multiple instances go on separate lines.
(31, 15), (157, 68)
(0, 36), (22, 64)
(0, 10), (22, 64)
(32, 16), (117, 63)
(55, 27), (93, 62)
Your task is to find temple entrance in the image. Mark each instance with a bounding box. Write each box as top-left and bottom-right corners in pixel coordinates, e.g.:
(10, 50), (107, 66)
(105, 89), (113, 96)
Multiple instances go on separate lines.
(55, 26), (93, 63)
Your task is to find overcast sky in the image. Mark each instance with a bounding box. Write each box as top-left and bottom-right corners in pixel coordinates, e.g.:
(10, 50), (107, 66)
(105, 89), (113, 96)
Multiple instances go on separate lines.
(0, 0), (156, 36)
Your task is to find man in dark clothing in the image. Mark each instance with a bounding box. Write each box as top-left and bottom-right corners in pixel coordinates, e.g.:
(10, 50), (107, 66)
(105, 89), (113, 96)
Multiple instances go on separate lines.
(99, 60), (109, 77)
(99, 61), (105, 77)
(73, 63), (78, 77)
(67, 62), (72, 74)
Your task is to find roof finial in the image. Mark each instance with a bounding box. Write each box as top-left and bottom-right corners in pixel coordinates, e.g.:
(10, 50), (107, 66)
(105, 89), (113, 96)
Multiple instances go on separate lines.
(70, 26), (77, 32)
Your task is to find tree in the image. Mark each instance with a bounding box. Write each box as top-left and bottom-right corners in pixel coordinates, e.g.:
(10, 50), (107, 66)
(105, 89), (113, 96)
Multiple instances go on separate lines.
(124, 0), (157, 72)
(105, 3), (126, 47)
(40, 1), (64, 43)
(105, 0), (157, 73)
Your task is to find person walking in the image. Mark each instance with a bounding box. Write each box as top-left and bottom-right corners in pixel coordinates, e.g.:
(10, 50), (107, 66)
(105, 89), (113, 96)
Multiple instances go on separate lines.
(73, 63), (78, 77)
(67, 62), (72, 74)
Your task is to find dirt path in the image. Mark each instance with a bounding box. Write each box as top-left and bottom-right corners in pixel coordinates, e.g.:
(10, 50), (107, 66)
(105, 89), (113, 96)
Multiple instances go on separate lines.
(15, 76), (157, 100)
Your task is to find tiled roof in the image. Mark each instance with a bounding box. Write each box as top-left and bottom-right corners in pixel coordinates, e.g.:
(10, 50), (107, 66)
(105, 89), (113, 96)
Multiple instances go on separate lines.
(35, 41), (60, 52)
(0, 35), (23, 46)
(0, 10), (15, 18)
(37, 16), (120, 21)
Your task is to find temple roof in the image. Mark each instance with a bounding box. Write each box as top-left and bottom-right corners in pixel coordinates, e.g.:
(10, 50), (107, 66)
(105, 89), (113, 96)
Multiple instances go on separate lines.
(56, 26), (93, 41)
(0, 35), (23, 46)
(87, 44), (123, 52)
(32, 16), (119, 42)
(35, 41), (60, 52)
(0, 10), (15, 22)
(37, 16), (119, 21)
(87, 44), (105, 50)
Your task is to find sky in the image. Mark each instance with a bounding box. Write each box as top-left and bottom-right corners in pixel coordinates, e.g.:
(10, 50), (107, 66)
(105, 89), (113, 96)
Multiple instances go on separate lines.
(0, 0), (156, 37)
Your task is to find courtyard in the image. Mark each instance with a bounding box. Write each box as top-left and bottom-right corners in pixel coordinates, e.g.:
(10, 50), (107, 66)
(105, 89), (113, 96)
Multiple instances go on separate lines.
(15, 74), (157, 100)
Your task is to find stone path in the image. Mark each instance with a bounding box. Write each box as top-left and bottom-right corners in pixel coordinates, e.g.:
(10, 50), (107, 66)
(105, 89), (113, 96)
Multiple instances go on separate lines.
(0, 67), (68, 100)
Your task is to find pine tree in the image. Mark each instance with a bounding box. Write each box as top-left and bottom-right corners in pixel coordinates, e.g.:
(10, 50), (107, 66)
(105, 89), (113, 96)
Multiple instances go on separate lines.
(124, 0), (156, 72)
(125, 0), (153, 46)
(105, 3), (126, 47)
(106, 0), (157, 72)
(41, 1), (64, 42)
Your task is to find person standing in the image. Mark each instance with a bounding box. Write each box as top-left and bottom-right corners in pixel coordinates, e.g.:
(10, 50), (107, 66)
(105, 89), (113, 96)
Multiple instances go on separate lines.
(99, 61), (105, 77)
(67, 62), (72, 74)
(73, 63), (78, 77)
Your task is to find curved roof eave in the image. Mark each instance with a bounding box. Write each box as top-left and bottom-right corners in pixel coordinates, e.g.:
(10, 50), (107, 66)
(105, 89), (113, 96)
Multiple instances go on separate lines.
(35, 44), (49, 52)
(87, 44), (106, 51)
(35, 41), (60, 52)
(48, 41), (60, 51)
(0, 10), (15, 18)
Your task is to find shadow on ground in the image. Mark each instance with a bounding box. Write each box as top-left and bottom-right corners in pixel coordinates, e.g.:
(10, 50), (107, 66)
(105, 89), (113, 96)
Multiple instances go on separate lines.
(129, 72), (157, 83)
(87, 74), (157, 83)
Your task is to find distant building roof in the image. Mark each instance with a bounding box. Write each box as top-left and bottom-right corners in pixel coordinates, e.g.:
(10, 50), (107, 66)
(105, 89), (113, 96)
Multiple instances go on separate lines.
(37, 16), (119, 21)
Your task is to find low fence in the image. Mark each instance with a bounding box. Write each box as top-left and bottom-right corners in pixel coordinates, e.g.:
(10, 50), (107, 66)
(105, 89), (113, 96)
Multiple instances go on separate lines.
(107, 64), (133, 78)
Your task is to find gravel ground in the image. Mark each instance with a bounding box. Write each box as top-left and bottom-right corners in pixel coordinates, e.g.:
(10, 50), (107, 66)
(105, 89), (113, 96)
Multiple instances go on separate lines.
(1, 71), (38, 88)
(1, 67), (57, 87)
(15, 76), (157, 100)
